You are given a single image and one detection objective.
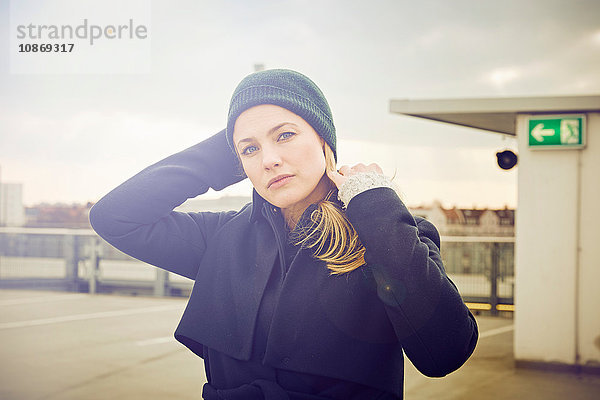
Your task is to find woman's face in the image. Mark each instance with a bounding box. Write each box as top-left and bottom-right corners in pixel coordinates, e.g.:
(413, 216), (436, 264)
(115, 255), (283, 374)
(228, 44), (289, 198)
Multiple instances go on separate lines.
(233, 104), (330, 216)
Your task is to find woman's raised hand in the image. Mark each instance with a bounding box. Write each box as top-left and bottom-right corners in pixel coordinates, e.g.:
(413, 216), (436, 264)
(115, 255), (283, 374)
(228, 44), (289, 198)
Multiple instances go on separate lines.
(326, 163), (384, 190)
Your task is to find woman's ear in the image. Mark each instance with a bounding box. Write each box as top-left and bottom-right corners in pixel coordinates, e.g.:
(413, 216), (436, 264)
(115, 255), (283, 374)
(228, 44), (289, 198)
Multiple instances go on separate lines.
(320, 138), (327, 155)
(322, 142), (336, 173)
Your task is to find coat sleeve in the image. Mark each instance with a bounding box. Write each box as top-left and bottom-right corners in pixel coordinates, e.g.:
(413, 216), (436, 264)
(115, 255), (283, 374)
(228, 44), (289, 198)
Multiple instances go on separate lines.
(88, 129), (246, 280)
(344, 187), (478, 378)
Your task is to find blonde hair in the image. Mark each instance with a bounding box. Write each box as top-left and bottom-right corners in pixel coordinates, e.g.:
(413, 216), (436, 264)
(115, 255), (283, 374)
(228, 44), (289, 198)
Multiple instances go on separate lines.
(290, 144), (367, 275)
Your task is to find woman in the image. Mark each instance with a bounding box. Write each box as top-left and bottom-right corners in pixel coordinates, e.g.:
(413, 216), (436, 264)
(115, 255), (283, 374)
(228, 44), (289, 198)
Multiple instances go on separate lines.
(89, 69), (478, 399)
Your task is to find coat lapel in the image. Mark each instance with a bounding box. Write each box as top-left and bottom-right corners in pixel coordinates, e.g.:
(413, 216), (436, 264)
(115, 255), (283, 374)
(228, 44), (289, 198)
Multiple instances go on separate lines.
(175, 191), (278, 361)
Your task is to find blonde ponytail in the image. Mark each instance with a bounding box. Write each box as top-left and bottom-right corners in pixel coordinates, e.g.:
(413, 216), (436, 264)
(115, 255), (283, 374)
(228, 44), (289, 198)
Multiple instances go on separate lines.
(290, 145), (367, 275)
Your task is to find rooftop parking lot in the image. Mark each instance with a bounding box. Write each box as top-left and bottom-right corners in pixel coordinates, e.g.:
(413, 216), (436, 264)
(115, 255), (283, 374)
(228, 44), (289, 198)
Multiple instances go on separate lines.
(1, 289), (598, 400)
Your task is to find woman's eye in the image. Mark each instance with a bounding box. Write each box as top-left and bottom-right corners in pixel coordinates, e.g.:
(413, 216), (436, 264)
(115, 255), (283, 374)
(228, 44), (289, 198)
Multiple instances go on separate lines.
(278, 132), (296, 141)
(241, 145), (258, 155)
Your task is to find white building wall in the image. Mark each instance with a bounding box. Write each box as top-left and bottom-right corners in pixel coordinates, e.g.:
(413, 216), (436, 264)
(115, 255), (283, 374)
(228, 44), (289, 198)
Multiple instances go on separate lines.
(515, 112), (600, 368)
(479, 211), (497, 234)
(0, 183), (25, 227)
(427, 207), (447, 234)
(578, 112), (600, 368)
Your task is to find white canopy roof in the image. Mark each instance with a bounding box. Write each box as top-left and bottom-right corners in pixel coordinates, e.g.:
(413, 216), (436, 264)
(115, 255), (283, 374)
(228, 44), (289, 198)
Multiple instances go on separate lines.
(389, 95), (600, 135)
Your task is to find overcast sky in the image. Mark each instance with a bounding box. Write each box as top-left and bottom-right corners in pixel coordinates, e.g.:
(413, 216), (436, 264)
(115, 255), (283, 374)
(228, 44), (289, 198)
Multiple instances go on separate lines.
(1, 0), (599, 209)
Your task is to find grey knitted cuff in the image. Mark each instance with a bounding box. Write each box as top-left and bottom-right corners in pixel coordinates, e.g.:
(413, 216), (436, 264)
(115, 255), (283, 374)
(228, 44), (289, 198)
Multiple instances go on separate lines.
(337, 172), (393, 208)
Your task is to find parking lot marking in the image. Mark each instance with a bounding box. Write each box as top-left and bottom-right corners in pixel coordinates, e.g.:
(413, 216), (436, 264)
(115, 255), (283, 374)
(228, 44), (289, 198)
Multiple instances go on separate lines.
(136, 336), (175, 346)
(0, 304), (183, 330)
(0, 294), (88, 306)
(479, 324), (514, 338)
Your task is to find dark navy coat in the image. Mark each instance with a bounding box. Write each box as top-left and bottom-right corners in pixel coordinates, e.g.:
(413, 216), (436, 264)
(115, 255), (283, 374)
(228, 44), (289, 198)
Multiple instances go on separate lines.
(89, 129), (478, 398)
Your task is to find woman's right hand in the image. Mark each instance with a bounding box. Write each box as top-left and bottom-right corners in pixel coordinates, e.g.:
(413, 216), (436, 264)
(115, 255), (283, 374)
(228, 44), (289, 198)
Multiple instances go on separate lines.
(326, 163), (384, 190)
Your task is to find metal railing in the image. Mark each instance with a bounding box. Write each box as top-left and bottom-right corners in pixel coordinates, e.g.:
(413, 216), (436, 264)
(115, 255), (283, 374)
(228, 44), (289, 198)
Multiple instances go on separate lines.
(0, 227), (193, 297)
(0, 228), (514, 312)
(440, 235), (515, 315)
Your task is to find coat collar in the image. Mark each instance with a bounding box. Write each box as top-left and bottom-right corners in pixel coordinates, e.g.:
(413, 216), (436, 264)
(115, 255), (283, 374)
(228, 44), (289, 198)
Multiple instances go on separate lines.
(249, 189), (270, 223)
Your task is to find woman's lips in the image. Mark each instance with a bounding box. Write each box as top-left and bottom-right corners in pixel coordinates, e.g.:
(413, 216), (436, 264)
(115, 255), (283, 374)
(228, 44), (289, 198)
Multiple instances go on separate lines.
(268, 175), (294, 189)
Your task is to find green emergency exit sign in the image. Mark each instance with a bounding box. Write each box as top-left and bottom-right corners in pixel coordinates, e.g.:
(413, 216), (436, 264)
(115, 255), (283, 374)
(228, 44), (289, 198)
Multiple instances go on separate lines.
(528, 115), (586, 149)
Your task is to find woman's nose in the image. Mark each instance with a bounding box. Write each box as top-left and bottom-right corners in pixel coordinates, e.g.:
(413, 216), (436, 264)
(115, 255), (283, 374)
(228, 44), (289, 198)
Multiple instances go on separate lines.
(261, 146), (282, 170)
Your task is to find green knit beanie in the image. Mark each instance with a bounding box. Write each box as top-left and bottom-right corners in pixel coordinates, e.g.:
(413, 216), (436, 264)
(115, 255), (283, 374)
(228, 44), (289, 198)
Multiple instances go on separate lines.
(226, 69), (337, 161)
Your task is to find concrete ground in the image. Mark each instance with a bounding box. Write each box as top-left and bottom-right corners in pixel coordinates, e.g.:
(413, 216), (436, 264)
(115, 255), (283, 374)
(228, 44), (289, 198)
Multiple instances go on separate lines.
(1, 289), (598, 400)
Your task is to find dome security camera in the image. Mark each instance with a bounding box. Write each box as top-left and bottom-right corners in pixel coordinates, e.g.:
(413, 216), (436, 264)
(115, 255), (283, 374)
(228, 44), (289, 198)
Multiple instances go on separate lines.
(496, 150), (517, 170)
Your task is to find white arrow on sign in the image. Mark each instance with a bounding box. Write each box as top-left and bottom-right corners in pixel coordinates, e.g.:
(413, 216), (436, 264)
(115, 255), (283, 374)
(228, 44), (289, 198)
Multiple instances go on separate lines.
(532, 123), (555, 142)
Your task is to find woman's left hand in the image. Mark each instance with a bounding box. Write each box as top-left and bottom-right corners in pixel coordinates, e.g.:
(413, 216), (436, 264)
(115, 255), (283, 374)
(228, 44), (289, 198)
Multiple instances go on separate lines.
(326, 163), (384, 189)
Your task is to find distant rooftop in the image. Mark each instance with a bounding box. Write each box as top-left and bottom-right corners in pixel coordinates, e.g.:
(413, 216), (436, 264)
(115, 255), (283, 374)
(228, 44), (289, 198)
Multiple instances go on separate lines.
(389, 95), (600, 135)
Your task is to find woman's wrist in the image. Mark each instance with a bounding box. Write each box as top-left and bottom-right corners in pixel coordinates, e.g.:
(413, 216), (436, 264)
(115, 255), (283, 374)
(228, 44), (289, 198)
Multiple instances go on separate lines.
(337, 172), (393, 208)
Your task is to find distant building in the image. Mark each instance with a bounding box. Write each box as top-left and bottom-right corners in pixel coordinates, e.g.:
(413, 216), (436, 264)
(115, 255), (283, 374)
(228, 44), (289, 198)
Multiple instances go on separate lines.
(408, 200), (514, 236)
(22, 196), (252, 229)
(25, 202), (93, 229)
(0, 183), (25, 227)
(408, 200), (515, 277)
